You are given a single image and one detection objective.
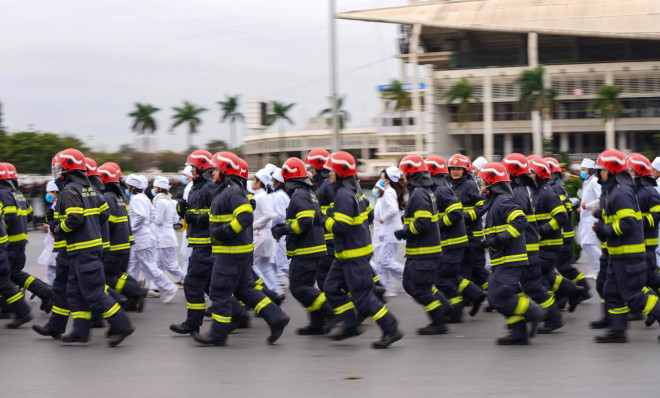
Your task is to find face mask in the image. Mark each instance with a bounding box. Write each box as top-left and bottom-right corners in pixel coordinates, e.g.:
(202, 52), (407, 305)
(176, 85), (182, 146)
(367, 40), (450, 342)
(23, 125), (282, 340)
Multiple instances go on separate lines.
(180, 176), (188, 184)
(580, 170), (588, 180)
(269, 180), (275, 190)
(125, 189), (131, 196)
(45, 193), (54, 203)
(372, 188), (380, 198)
(151, 189), (157, 197)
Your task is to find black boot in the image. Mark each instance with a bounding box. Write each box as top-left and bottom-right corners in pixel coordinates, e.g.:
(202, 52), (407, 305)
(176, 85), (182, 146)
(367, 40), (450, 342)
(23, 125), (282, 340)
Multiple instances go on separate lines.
(568, 287), (590, 313)
(32, 323), (62, 340)
(448, 305), (463, 324)
(374, 286), (387, 304)
(497, 322), (529, 345)
(108, 326), (135, 347)
(645, 314), (657, 328)
(627, 312), (645, 321)
(330, 326), (363, 341)
(297, 312), (327, 335)
(61, 333), (89, 343)
(6, 313), (33, 329)
(590, 303), (610, 329)
(229, 311), (250, 333)
(191, 331), (225, 346)
(135, 288), (147, 313)
(594, 329), (627, 343)
(372, 328), (404, 349)
(417, 323), (448, 335)
(537, 319), (564, 334)
(170, 322), (199, 335)
(90, 319), (105, 328)
(267, 315), (290, 345)
(469, 292), (486, 317)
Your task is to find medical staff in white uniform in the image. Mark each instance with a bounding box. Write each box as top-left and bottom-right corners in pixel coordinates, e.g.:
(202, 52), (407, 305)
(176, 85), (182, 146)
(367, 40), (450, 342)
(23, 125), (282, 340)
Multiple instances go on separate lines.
(269, 168), (290, 286)
(252, 169), (282, 295)
(577, 158), (602, 279)
(180, 165), (194, 275)
(152, 176), (185, 284)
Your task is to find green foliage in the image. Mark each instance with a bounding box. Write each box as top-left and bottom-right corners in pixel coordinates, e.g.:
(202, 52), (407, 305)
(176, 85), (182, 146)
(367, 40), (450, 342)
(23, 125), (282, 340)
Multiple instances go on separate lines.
(206, 139), (229, 154)
(171, 101), (208, 147)
(0, 131), (88, 174)
(515, 66), (556, 114)
(266, 101), (295, 132)
(154, 151), (187, 173)
(382, 80), (411, 112)
(445, 77), (478, 125)
(218, 95), (243, 147)
(588, 85), (624, 122)
(128, 103), (160, 135)
(319, 96), (350, 130)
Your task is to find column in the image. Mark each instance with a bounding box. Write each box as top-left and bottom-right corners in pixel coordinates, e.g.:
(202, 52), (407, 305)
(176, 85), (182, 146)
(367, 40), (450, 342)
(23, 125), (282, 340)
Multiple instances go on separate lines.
(410, 23), (423, 153)
(504, 133), (513, 154)
(528, 32), (538, 67)
(560, 132), (569, 153)
(483, 75), (494, 160)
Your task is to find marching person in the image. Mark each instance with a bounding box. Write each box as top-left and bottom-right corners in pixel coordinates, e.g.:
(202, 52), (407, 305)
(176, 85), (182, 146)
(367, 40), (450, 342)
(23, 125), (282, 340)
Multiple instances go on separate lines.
(322, 151), (403, 349)
(37, 181), (60, 286)
(269, 167), (291, 288)
(51, 149), (133, 346)
(478, 162), (545, 345)
(180, 165), (194, 275)
(192, 151), (289, 346)
(396, 154), (448, 335)
(578, 158), (602, 280)
(376, 167), (405, 297)
(271, 157), (333, 335)
(251, 169), (279, 294)
(152, 176), (186, 284)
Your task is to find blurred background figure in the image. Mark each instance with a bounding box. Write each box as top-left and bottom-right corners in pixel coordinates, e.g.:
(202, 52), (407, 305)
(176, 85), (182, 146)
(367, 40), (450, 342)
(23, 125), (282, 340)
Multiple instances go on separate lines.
(376, 168), (405, 297)
(577, 158), (601, 279)
(269, 168), (290, 289)
(37, 181), (59, 286)
(252, 169), (279, 295)
(152, 176), (185, 285)
(180, 165), (194, 275)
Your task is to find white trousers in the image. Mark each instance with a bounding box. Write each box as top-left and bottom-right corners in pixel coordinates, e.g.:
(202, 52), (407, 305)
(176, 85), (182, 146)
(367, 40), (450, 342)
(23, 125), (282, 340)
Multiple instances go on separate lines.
(253, 256), (284, 295)
(180, 232), (193, 275)
(376, 242), (404, 292)
(128, 247), (176, 295)
(157, 247), (186, 283)
(272, 238), (290, 279)
(581, 243), (602, 275)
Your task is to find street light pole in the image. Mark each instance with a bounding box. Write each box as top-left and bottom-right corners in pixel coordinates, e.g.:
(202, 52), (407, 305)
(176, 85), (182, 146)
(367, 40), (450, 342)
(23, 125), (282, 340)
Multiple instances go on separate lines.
(329, 0), (340, 152)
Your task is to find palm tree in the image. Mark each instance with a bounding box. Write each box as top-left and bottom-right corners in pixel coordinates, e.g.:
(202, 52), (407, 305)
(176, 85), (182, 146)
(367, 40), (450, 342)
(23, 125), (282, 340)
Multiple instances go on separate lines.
(382, 80), (412, 134)
(128, 103), (160, 153)
(217, 95), (243, 148)
(267, 101), (295, 132)
(588, 85), (625, 149)
(445, 77), (479, 156)
(170, 101), (208, 149)
(516, 65), (556, 155)
(319, 96), (351, 130)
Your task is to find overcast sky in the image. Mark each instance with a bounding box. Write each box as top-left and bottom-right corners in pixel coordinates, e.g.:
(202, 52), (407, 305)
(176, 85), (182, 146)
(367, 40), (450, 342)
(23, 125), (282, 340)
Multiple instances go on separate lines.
(1, 0), (406, 152)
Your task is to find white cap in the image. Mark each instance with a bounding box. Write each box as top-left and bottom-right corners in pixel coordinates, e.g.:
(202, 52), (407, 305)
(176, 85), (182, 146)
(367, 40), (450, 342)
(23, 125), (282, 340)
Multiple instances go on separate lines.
(255, 169), (271, 188)
(182, 165), (193, 178)
(153, 176), (170, 190)
(580, 158), (595, 169)
(125, 174), (142, 189)
(652, 157), (660, 172)
(272, 168), (285, 183)
(385, 166), (401, 183)
(374, 179), (386, 190)
(46, 181), (59, 192)
(137, 175), (149, 190)
(473, 156), (488, 171)
(264, 163), (277, 175)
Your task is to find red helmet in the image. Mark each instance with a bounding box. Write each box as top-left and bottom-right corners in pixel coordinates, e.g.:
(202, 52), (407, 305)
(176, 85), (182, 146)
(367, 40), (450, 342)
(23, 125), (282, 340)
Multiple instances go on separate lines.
(597, 149), (628, 175)
(544, 157), (561, 173)
(425, 156), (448, 176)
(98, 163), (120, 184)
(325, 151), (358, 178)
(627, 153), (652, 177)
(304, 148), (330, 169)
(0, 163), (9, 181)
(238, 158), (249, 180)
(84, 157), (99, 177)
(477, 162), (511, 186)
(502, 153), (530, 176)
(399, 154), (428, 177)
(105, 162), (123, 178)
(448, 154), (472, 172)
(212, 151), (242, 177)
(54, 148), (87, 173)
(282, 157), (308, 180)
(186, 150), (216, 171)
(527, 156), (551, 179)
(2, 163), (17, 179)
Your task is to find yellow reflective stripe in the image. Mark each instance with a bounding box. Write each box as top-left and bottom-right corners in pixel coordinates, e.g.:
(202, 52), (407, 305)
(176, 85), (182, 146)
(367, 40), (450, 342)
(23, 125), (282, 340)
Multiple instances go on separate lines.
(305, 293), (327, 312)
(513, 296), (530, 315)
(643, 213), (655, 228)
(60, 220), (73, 233)
(108, 215), (128, 223)
(409, 220), (420, 235)
(296, 210), (315, 219)
(607, 243), (646, 255)
(53, 240), (67, 248)
(229, 218), (243, 233)
(552, 275), (563, 293)
(65, 207), (84, 215)
(414, 210), (434, 219)
(72, 311), (92, 319)
(110, 243), (131, 252)
(475, 200), (484, 206)
(550, 205), (566, 217)
(102, 241), (111, 249)
(449, 296), (464, 306)
(613, 219), (623, 236)
(324, 233), (333, 240)
(372, 305), (389, 321)
(425, 300), (442, 312)
(643, 295), (659, 315)
(210, 214), (233, 222)
(507, 210), (525, 224)
(535, 213), (552, 221)
(467, 209), (477, 221)
(646, 238), (659, 246)
(2, 205), (17, 214)
(472, 230), (484, 237)
(616, 208), (642, 220)
(572, 273), (585, 283)
(334, 302), (355, 315)
(540, 296), (555, 309)
(507, 315), (525, 324)
(212, 313), (232, 323)
(103, 303), (121, 318)
(212, 243), (254, 254)
(289, 219), (303, 234)
(548, 218), (560, 231)
(441, 235), (469, 247)
(608, 306), (630, 315)
(189, 208), (210, 214)
(67, 238), (103, 251)
(526, 243), (540, 252)
(24, 275), (35, 289)
(187, 302), (207, 310)
(506, 225), (521, 238)
(539, 238), (563, 246)
(82, 208), (101, 216)
(373, 275), (380, 283)
(334, 211), (369, 226)
(254, 297), (272, 314)
(6, 291), (23, 304)
(188, 237), (212, 244)
(442, 214), (452, 226)
(325, 217), (335, 232)
(335, 245), (373, 260)
(458, 278), (470, 293)
(8, 233), (29, 242)
(286, 245), (326, 257)
(446, 202), (462, 213)
(233, 204), (253, 217)
(0, 235), (8, 245)
(115, 273), (128, 294)
(405, 245), (442, 256)
(526, 214), (537, 222)
(52, 306), (70, 316)
(563, 230), (575, 238)
(490, 254), (528, 266)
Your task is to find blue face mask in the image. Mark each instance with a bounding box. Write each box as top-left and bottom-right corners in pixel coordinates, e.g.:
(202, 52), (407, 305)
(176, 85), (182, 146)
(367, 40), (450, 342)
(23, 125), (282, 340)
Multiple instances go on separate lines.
(372, 188), (380, 198)
(151, 189), (157, 197)
(125, 189), (131, 196)
(580, 170), (588, 180)
(268, 180), (275, 190)
(180, 176), (188, 184)
(45, 193), (54, 203)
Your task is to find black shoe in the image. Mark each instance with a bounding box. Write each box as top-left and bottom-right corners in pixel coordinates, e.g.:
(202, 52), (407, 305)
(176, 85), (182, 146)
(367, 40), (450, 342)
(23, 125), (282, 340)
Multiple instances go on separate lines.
(469, 293), (486, 317)
(0, 311), (12, 319)
(32, 323), (62, 340)
(496, 334), (529, 345)
(324, 315), (340, 333)
(589, 318), (610, 329)
(191, 331), (225, 346)
(372, 328), (404, 349)
(272, 294), (286, 306)
(61, 333), (89, 344)
(556, 296), (568, 311)
(40, 293), (53, 314)
(135, 289), (147, 313)
(330, 326), (363, 341)
(267, 315), (290, 345)
(6, 313), (33, 329)
(417, 323), (448, 335)
(595, 330), (627, 343)
(108, 326), (135, 347)
(374, 286), (387, 304)
(448, 313), (463, 324)
(170, 322), (199, 335)
(645, 314), (657, 328)
(297, 324), (327, 335)
(229, 311), (250, 333)
(568, 287), (591, 313)
(537, 319), (564, 334)
(90, 319), (105, 329)
(628, 312), (645, 321)
(484, 304), (495, 313)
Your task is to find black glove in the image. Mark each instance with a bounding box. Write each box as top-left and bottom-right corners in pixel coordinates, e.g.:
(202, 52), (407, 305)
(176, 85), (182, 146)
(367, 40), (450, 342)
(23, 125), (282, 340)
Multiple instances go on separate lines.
(45, 208), (55, 223)
(593, 220), (606, 241)
(184, 211), (198, 225)
(470, 238), (484, 251)
(484, 234), (504, 251)
(52, 223), (62, 235)
(393, 229), (407, 240)
(213, 223), (233, 242)
(271, 223), (287, 241)
(538, 223), (554, 238)
(176, 199), (188, 219)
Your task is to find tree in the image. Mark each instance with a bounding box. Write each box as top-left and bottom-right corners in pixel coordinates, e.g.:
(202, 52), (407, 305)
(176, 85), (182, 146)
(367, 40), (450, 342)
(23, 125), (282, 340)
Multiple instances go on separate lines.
(319, 96), (351, 130)
(128, 103), (159, 154)
(266, 101), (295, 132)
(516, 65), (556, 155)
(217, 95), (243, 148)
(445, 77), (479, 157)
(206, 139), (229, 154)
(0, 101), (5, 133)
(1, 132), (87, 174)
(588, 85), (625, 149)
(382, 80), (412, 135)
(171, 101), (208, 149)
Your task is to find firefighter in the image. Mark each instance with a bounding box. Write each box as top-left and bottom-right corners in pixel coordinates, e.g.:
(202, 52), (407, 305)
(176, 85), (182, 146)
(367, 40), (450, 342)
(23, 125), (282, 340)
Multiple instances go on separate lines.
(594, 149), (660, 343)
(51, 148), (133, 346)
(192, 151), (289, 346)
(322, 151), (403, 349)
(271, 157), (334, 335)
(0, 162), (52, 315)
(502, 154), (564, 334)
(477, 162), (545, 345)
(395, 154), (448, 334)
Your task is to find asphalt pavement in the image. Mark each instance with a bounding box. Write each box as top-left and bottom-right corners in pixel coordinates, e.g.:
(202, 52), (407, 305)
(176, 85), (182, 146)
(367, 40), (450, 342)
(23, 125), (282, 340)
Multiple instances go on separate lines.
(0, 231), (658, 398)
